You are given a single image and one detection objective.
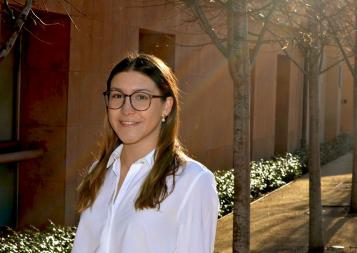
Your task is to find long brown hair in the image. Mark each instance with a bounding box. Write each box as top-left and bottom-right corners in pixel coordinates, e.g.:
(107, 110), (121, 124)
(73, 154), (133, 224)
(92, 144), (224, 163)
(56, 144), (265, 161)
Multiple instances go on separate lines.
(77, 53), (185, 212)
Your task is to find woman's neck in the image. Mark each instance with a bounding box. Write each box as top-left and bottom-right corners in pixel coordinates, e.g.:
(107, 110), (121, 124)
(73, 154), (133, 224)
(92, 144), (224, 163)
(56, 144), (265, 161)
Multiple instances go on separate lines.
(120, 142), (156, 168)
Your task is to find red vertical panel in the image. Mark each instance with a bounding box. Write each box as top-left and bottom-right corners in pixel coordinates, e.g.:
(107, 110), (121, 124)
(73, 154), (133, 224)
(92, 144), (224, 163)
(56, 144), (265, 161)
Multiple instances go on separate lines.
(19, 11), (70, 228)
(274, 55), (291, 155)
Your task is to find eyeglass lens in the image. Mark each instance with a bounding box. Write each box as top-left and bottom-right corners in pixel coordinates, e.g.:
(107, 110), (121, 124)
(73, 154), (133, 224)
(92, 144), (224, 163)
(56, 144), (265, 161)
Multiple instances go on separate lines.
(106, 90), (151, 111)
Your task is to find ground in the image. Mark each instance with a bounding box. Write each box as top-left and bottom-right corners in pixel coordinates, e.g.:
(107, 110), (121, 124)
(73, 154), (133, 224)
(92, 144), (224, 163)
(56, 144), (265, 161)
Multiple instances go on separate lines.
(214, 153), (357, 253)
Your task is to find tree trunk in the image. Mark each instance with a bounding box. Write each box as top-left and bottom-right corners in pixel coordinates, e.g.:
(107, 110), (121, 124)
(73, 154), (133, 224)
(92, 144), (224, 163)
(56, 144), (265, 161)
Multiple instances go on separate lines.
(228, 1), (251, 253)
(307, 50), (324, 253)
(307, 2), (324, 250)
(301, 54), (309, 149)
(350, 0), (357, 213)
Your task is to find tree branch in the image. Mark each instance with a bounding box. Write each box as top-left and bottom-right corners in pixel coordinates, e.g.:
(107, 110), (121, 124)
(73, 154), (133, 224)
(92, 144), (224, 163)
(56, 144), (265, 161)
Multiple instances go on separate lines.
(0, 0), (33, 61)
(319, 44), (325, 73)
(30, 9), (62, 27)
(327, 13), (354, 75)
(320, 54), (353, 73)
(250, 1), (276, 67)
(182, 0), (228, 57)
(4, 0), (15, 20)
(278, 39), (305, 74)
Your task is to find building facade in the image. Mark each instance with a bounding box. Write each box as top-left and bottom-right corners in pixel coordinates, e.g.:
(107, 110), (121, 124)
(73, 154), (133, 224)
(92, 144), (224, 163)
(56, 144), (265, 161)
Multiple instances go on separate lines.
(0, 0), (351, 229)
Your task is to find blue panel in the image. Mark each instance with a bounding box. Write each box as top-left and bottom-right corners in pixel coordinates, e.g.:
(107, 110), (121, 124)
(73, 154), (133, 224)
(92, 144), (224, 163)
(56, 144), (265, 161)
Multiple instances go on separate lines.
(0, 164), (17, 227)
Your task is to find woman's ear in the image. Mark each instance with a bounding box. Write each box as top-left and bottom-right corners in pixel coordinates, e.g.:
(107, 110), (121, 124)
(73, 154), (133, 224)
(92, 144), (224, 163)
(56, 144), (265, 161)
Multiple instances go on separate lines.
(163, 96), (174, 116)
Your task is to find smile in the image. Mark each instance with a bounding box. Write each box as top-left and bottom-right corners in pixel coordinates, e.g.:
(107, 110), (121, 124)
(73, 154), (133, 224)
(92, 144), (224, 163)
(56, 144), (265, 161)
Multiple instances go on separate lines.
(120, 121), (139, 126)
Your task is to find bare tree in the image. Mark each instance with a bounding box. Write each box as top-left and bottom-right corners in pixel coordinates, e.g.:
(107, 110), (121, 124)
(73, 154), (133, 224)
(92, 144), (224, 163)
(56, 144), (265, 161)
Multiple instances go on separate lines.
(0, 0), (33, 61)
(324, 0), (357, 213)
(175, 0), (277, 252)
(352, 0), (357, 213)
(265, 0), (332, 250)
(227, 1), (251, 252)
(0, 0), (83, 61)
(306, 2), (324, 251)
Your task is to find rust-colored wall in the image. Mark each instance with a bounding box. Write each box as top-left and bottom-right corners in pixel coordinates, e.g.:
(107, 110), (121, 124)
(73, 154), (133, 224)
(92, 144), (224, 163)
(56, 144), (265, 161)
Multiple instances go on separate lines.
(11, 0), (346, 228)
(60, 1), (236, 223)
(251, 47), (278, 159)
(324, 55), (342, 141)
(275, 55), (290, 155)
(177, 45), (233, 170)
(341, 64), (353, 134)
(288, 52), (304, 152)
(18, 12), (70, 228)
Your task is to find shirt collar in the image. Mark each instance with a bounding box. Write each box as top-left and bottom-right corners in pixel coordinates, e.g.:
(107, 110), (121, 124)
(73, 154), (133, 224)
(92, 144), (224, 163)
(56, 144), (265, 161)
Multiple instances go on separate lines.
(106, 144), (156, 169)
(106, 144), (123, 169)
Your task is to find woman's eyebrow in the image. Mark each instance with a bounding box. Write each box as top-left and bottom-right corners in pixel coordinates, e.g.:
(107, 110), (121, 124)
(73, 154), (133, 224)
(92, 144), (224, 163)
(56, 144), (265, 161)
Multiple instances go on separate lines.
(109, 87), (153, 93)
(109, 87), (123, 92)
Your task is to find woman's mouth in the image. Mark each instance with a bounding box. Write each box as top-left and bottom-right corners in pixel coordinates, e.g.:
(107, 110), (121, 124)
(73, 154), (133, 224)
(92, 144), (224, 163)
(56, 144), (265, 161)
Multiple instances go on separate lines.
(120, 121), (139, 127)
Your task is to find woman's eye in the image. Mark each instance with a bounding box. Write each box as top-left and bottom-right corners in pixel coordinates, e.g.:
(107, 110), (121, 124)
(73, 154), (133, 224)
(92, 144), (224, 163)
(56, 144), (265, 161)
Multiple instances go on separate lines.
(111, 93), (123, 99)
(135, 93), (149, 100)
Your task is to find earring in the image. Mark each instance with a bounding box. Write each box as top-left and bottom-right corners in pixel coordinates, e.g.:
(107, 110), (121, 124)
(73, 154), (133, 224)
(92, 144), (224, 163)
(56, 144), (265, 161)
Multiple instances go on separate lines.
(161, 115), (166, 123)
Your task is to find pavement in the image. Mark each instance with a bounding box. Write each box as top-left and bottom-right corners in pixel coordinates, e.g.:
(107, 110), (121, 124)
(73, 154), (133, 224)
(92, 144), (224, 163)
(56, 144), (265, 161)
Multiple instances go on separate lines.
(214, 152), (357, 253)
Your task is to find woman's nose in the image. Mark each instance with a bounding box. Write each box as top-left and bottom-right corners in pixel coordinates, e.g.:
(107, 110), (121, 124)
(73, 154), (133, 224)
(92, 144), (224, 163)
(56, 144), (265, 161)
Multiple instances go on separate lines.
(121, 96), (135, 114)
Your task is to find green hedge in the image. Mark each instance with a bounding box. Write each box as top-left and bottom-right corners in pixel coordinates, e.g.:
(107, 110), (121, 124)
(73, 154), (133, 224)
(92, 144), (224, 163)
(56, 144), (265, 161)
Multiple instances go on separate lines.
(294, 132), (353, 168)
(215, 153), (303, 218)
(0, 222), (75, 253)
(215, 133), (352, 218)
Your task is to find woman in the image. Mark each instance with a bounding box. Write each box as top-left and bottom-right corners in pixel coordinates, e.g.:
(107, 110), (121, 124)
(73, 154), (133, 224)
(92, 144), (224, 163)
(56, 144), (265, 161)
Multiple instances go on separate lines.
(72, 53), (219, 253)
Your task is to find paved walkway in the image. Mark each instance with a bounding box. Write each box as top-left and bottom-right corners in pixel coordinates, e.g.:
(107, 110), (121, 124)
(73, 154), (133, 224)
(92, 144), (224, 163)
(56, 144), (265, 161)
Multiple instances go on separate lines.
(214, 153), (357, 253)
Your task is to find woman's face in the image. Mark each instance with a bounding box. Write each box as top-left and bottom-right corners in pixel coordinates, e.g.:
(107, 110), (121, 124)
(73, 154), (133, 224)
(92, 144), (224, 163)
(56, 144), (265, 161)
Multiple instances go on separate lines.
(108, 71), (173, 149)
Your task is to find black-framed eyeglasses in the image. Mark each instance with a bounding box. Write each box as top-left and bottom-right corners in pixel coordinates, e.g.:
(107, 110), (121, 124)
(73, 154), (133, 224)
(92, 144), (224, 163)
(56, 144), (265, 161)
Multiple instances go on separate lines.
(103, 89), (165, 111)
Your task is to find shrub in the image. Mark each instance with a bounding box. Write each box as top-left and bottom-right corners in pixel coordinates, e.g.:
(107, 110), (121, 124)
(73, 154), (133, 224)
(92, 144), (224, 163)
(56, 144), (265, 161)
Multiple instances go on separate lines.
(215, 169), (234, 218)
(215, 153), (303, 218)
(293, 132), (352, 168)
(0, 221), (76, 253)
(215, 133), (352, 218)
(250, 153), (303, 199)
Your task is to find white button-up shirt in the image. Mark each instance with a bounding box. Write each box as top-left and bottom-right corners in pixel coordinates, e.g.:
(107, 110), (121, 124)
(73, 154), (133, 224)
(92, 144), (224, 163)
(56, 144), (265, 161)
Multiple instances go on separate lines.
(72, 145), (219, 253)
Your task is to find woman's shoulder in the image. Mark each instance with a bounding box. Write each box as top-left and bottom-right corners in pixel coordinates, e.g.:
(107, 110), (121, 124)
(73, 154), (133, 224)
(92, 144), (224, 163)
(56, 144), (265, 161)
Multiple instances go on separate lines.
(179, 155), (215, 181)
